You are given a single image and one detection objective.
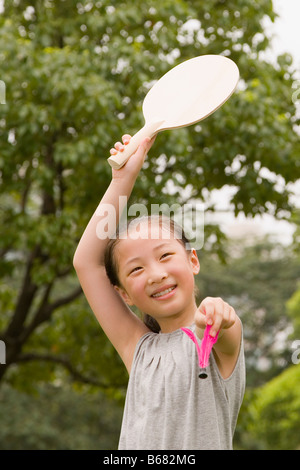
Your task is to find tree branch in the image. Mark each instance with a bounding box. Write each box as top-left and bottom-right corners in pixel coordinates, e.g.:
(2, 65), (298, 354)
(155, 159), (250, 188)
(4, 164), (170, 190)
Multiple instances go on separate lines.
(16, 352), (126, 389)
(49, 285), (82, 311)
(21, 285), (83, 344)
(5, 246), (40, 338)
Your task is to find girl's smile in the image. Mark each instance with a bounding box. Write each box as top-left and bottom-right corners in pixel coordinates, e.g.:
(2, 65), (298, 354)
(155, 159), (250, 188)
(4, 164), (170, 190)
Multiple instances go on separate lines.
(150, 284), (177, 300)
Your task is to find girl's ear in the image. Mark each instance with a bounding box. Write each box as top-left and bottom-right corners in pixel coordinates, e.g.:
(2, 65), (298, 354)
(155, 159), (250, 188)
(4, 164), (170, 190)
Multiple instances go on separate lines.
(114, 285), (134, 305)
(190, 248), (200, 275)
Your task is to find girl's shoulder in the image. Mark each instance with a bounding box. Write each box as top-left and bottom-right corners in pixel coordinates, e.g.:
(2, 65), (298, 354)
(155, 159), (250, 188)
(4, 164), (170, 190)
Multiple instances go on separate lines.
(131, 325), (194, 370)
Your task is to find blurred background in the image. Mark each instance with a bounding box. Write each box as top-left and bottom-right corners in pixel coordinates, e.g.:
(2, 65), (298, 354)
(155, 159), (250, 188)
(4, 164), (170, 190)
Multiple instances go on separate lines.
(0, 0), (299, 450)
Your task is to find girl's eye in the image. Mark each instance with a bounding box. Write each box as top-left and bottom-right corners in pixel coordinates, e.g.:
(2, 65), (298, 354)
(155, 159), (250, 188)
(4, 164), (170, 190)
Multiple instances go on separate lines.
(129, 266), (142, 275)
(161, 253), (172, 259)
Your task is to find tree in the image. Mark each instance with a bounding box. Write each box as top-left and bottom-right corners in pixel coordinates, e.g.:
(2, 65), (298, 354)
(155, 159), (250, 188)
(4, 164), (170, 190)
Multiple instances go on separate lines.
(286, 282), (300, 341)
(0, 382), (123, 449)
(245, 364), (300, 450)
(285, 210), (300, 345)
(0, 0), (299, 389)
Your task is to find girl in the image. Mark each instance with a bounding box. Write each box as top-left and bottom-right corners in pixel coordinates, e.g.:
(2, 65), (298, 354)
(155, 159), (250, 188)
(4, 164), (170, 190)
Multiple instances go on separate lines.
(73, 135), (245, 450)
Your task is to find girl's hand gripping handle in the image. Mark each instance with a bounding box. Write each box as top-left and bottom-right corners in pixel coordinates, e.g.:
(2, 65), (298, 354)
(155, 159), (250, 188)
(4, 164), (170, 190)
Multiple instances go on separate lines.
(107, 120), (163, 170)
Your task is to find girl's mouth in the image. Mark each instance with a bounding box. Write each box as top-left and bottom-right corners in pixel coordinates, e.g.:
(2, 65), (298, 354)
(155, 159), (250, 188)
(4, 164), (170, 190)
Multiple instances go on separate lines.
(151, 285), (177, 299)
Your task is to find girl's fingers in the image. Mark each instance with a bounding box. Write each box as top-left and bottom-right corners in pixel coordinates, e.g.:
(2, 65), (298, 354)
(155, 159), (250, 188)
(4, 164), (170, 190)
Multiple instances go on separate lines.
(198, 298), (215, 326)
(110, 133), (156, 177)
(210, 311), (223, 337)
(115, 141), (124, 151)
(110, 140), (126, 155)
(197, 297), (236, 338)
(111, 134), (153, 156)
(194, 310), (207, 330)
(122, 134), (131, 144)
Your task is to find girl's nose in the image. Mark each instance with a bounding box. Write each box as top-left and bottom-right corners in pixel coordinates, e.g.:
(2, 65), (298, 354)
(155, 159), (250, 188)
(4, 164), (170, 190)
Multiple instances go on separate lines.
(148, 270), (168, 285)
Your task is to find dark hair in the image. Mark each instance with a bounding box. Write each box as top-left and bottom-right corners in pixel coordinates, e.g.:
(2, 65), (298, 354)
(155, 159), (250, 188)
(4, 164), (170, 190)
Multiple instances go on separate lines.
(104, 215), (192, 333)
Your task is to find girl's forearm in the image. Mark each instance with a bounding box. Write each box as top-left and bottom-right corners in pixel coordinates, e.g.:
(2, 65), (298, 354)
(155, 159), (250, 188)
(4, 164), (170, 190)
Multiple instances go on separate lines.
(73, 176), (135, 268)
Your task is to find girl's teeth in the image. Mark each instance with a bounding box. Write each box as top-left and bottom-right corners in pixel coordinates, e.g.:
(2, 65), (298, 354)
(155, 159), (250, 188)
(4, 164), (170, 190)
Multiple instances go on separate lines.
(152, 286), (175, 298)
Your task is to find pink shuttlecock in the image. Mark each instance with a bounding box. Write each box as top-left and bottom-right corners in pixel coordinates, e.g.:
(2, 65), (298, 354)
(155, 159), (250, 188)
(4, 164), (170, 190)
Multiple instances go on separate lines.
(181, 325), (219, 379)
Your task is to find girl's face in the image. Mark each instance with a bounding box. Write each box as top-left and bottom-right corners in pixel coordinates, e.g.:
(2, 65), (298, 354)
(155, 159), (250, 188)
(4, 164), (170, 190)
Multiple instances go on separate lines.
(114, 222), (200, 332)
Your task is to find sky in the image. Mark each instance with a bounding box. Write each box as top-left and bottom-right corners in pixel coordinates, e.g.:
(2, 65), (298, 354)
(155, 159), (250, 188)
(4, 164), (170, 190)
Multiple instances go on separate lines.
(271, 0), (300, 66)
(212, 0), (300, 245)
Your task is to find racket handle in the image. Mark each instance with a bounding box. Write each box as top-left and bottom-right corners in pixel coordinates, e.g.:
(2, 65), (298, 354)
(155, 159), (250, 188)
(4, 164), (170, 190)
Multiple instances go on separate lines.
(107, 120), (164, 170)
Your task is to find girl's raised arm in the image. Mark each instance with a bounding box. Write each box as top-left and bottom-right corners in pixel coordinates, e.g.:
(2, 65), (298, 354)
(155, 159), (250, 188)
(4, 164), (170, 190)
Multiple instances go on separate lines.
(73, 135), (155, 373)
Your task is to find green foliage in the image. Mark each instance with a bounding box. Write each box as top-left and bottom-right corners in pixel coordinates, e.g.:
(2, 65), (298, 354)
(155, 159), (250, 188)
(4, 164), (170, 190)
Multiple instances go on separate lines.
(287, 287), (300, 340)
(5, 293), (129, 398)
(246, 364), (300, 450)
(0, 382), (123, 449)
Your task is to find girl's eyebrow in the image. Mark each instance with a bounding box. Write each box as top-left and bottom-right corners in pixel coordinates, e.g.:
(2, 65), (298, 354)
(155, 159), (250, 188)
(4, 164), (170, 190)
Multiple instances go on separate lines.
(124, 256), (142, 268)
(153, 242), (174, 251)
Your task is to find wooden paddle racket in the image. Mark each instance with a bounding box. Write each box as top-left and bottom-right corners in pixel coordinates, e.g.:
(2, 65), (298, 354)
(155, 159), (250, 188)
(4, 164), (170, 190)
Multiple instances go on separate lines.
(108, 54), (239, 170)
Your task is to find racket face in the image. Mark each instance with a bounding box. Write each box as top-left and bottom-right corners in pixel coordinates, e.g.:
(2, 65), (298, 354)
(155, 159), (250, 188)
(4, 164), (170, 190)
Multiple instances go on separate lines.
(142, 55), (239, 130)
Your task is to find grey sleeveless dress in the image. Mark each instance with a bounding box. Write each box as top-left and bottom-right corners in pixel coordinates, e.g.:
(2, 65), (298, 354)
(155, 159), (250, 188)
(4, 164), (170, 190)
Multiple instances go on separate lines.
(118, 324), (245, 450)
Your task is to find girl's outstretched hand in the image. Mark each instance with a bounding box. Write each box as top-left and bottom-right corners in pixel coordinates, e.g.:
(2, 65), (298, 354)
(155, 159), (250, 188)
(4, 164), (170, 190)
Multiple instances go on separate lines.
(194, 297), (237, 339)
(110, 134), (156, 180)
